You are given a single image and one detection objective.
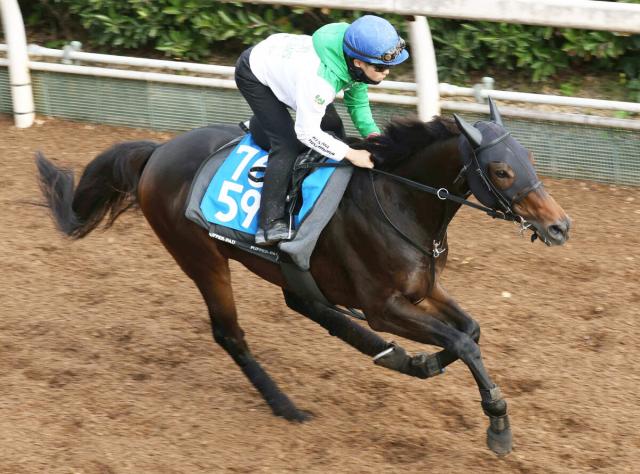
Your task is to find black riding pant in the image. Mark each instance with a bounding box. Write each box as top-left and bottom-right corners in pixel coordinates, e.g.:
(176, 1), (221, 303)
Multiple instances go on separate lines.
(234, 47), (346, 228)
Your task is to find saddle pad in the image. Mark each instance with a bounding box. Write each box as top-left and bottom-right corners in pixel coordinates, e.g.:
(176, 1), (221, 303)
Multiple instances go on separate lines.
(185, 131), (353, 269)
(200, 133), (339, 234)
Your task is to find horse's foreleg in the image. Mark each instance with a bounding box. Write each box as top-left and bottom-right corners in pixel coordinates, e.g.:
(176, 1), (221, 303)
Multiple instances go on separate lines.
(283, 290), (444, 379)
(283, 290), (388, 355)
(369, 282), (484, 379)
(366, 294), (512, 455)
(398, 283), (482, 373)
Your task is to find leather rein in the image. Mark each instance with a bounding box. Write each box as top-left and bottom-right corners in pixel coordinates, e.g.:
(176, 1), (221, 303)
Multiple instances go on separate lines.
(296, 137), (541, 259)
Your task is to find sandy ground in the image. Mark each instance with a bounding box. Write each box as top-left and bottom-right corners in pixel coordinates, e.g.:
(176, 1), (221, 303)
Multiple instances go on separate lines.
(1, 115), (639, 473)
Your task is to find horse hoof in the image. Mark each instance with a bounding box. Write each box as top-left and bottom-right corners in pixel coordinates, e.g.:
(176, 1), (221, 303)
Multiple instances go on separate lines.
(290, 409), (313, 423)
(276, 407), (313, 423)
(486, 427), (512, 456)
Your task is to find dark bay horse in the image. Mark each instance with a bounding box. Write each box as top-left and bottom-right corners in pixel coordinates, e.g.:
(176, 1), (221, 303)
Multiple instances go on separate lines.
(35, 100), (570, 455)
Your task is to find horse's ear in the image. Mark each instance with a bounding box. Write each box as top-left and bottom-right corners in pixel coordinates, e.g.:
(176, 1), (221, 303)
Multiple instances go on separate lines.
(488, 97), (504, 126)
(454, 114), (483, 148)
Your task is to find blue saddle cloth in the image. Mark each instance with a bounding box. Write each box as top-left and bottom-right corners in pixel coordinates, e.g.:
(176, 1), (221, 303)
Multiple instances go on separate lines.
(200, 133), (338, 235)
(185, 128), (353, 269)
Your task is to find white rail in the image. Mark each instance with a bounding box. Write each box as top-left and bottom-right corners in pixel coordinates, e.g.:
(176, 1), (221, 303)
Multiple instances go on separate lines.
(7, 45), (640, 116)
(442, 101), (640, 131)
(17, 44), (237, 77)
(0, 0), (34, 127)
(233, 0), (640, 33)
(0, 58), (415, 106)
(3, 53), (639, 129)
(439, 84), (640, 114)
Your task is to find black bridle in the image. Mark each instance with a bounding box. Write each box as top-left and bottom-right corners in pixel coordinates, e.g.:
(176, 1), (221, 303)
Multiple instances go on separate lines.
(295, 131), (543, 259)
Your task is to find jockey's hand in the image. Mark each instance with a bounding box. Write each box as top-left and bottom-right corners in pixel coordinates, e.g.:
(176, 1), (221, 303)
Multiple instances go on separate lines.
(345, 148), (374, 169)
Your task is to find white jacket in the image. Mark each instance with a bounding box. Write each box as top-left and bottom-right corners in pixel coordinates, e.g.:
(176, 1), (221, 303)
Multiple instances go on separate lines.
(249, 33), (350, 160)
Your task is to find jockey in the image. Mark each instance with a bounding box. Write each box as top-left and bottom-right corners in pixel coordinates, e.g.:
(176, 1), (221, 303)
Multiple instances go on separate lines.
(234, 15), (409, 245)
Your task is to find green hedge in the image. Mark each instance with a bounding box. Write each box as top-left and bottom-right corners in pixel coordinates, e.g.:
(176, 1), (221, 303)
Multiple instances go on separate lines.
(20, 0), (640, 99)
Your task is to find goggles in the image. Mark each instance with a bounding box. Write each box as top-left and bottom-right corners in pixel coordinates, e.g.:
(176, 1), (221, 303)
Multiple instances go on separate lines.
(344, 38), (406, 64)
(371, 63), (392, 73)
(380, 38), (406, 62)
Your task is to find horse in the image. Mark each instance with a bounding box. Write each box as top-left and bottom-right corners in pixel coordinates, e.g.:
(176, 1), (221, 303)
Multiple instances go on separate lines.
(35, 99), (570, 455)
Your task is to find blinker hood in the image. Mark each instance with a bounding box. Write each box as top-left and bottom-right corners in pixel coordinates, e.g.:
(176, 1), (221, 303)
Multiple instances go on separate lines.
(455, 113), (541, 212)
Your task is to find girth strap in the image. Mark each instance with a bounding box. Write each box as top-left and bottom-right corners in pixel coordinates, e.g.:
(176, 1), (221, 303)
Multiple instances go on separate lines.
(280, 262), (331, 306)
(279, 261), (367, 321)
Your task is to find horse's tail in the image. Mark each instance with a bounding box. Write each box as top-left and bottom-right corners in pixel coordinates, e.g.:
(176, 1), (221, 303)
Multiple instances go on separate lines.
(35, 140), (159, 239)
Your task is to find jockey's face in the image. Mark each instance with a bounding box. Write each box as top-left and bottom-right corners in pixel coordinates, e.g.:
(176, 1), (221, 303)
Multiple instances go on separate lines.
(353, 59), (390, 83)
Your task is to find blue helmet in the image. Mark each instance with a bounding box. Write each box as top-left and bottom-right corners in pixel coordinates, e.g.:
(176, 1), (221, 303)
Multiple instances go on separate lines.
(343, 15), (409, 66)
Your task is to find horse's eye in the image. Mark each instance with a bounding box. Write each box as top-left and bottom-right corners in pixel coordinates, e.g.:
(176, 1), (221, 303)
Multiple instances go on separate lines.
(495, 170), (509, 179)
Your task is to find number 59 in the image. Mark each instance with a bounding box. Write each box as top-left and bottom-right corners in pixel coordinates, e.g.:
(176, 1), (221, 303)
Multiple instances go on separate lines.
(214, 181), (261, 229)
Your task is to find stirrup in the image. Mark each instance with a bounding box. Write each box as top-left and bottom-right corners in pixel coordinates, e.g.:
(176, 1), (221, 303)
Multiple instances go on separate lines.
(254, 227), (267, 245)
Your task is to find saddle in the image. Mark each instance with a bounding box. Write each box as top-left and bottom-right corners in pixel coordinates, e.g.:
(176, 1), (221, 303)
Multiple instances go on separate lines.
(250, 146), (339, 228)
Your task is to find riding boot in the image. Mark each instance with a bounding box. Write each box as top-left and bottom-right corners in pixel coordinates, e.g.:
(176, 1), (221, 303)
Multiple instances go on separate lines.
(255, 152), (297, 246)
(255, 199), (294, 246)
(255, 220), (293, 246)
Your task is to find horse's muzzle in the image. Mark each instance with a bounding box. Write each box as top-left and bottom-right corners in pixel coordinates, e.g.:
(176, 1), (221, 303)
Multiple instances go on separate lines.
(513, 187), (571, 246)
(544, 216), (571, 245)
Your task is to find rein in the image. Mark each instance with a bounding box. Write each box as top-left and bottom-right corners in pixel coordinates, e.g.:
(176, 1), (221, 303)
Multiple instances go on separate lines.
(369, 167), (518, 222)
(295, 160), (523, 260)
(295, 161), (520, 222)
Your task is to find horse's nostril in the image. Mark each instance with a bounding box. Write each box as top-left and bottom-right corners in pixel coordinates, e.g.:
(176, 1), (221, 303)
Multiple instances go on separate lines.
(548, 222), (567, 239)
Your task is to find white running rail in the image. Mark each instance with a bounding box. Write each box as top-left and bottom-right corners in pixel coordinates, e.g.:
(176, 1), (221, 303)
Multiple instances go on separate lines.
(3, 43), (640, 129)
(0, 0), (34, 127)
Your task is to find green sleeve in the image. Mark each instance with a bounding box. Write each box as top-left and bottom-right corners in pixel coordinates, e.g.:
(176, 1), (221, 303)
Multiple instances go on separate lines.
(343, 82), (380, 137)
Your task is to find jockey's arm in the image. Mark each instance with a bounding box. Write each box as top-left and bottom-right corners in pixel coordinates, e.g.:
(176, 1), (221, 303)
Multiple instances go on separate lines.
(343, 82), (380, 138)
(294, 82), (373, 168)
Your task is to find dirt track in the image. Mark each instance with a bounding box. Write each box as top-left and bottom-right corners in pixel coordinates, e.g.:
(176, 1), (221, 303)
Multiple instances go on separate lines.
(1, 115), (639, 473)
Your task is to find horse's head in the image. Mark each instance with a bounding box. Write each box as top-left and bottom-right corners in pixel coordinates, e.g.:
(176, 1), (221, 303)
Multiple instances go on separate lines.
(454, 99), (571, 246)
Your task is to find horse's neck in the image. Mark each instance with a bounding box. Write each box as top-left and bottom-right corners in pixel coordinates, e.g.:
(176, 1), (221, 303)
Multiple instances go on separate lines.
(380, 136), (467, 240)
(395, 136), (464, 191)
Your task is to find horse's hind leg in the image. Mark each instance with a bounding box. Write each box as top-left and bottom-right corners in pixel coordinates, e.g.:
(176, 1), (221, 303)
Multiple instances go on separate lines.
(155, 232), (310, 422)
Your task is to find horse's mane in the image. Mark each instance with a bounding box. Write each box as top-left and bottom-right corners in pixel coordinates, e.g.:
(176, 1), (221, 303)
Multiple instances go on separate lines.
(353, 115), (460, 170)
